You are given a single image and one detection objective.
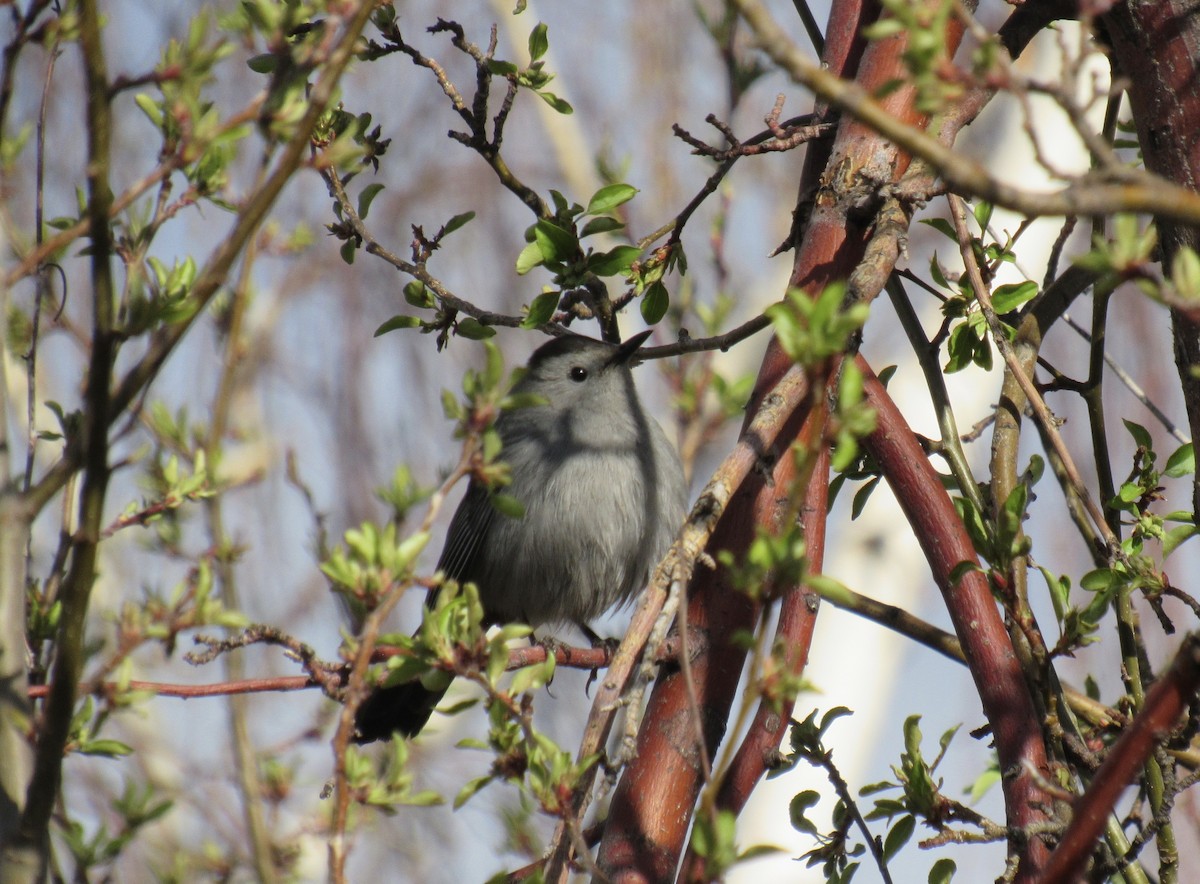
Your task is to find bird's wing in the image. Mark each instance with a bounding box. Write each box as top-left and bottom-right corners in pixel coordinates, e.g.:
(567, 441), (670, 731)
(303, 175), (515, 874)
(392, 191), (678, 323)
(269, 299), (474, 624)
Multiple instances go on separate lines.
(436, 481), (496, 584)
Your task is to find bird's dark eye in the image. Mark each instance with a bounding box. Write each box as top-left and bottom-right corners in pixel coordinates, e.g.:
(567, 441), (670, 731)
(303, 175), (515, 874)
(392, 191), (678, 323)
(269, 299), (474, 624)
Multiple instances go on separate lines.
(569, 365), (588, 382)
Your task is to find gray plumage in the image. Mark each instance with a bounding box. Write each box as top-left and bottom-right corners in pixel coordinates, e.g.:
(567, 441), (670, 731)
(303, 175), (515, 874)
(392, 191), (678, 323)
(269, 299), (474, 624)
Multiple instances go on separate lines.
(353, 332), (687, 742)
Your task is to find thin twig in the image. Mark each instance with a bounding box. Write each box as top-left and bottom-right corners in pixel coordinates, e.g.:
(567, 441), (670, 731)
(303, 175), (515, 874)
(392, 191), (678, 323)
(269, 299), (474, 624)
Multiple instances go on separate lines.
(947, 194), (1119, 557)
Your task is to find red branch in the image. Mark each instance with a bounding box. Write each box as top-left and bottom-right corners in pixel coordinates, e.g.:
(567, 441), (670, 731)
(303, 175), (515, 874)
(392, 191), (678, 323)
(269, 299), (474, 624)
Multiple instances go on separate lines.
(1041, 633), (1200, 884)
(713, 443), (830, 809)
(596, 0), (985, 879)
(27, 677), (315, 699)
(596, 390), (821, 881)
(1103, 1), (1200, 517)
(860, 359), (1051, 877)
(28, 639), (687, 701)
(678, 444), (829, 881)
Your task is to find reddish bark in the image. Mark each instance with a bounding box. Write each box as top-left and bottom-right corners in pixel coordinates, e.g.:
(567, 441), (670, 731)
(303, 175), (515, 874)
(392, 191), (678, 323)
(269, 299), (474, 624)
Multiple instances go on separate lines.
(677, 443), (829, 882)
(1041, 634), (1200, 883)
(594, 398), (819, 881)
(860, 360), (1052, 877)
(595, 2), (981, 880)
(1103, 1), (1200, 517)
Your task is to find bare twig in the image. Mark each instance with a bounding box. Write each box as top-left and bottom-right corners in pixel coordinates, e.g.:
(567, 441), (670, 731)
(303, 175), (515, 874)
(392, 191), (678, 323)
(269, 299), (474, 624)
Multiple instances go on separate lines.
(946, 194), (1119, 556)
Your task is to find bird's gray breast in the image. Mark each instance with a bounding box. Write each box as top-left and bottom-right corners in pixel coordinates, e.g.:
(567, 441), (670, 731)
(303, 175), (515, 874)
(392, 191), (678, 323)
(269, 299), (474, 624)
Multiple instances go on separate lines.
(471, 409), (665, 626)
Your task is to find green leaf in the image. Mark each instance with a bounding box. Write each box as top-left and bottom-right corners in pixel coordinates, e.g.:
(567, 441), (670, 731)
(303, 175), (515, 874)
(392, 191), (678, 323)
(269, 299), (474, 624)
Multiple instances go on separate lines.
(374, 314), (421, 336)
(967, 765), (1000, 804)
(641, 281), (669, 324)
(357, 183), (385, 219)
(509, 656), (554, 694)
(533, 220), (578, 263)
(404, 281), (434, 309)
(928, 858), (957, 884)
(586, 183), (638, 215)
(481, 339), (504, 390)
(454, 775), (493, 809)
(920, 217), (956, 240)
(548, 189), (572, 216)
(999, 482), (1028, 553)
(1039, 567), (1071, 622)
(863, 18), (906, 39)
(788, 790), (821, 836)
(859, 780), (895, 797)
(1123, 419), (1153, 451)
(485, 633), (510, 685)
(528, 22), (549, 61)
(1171, 246), (1200, 301)
(990, 280), (1037, 314)
(766, 283), (867, 368)
(1081, 584), (1117, 626)
(443, 211), (475, 235)
(830, 432), (861, 474)
(1118, 482), (1143, 504)
(1080, 568), (1119, 591)
(535, 90), (573, 114)
(80, 739), (134, 758)
(902, 714), (926, 762)
(1163, 523), (1199, 558)
(690, 814), (714, 858)
(441, 389), (462, 421)
(973, 200), (994, 232)
(515, 240), (544, 275)
(883, 815), (915, 862)
(580, 216), (625, 238)
(819, 706), (853, 736)
(850, 476), (880, 520)
(134, 93), (162, 127)
(521, 290), (559, 329)
(929, 254), (949, 289)
(490, 493), (526, 519)
(493, 623), (534, 644)
(938, 724), (960, 759)
(588, 245), (642, 277)
(947, 559), (980, 586)
(457, 318), (496, 340)
(1165, 442), (1194, 478)
(395, 531), (431, 571)
(738, 844), (784, 862)
(943, 323), (976, 373)
(247, 53), (276, 74)
(486, 59), (519, 76)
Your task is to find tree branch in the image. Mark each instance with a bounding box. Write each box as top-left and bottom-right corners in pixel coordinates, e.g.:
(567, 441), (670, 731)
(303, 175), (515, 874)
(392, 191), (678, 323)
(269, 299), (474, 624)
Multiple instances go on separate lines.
(732, 0), (1200, 225)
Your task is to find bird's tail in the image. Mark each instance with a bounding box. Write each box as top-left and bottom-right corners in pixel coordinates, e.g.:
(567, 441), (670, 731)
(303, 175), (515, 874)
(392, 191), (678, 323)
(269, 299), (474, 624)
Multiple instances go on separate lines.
(352, 676), (450, 743)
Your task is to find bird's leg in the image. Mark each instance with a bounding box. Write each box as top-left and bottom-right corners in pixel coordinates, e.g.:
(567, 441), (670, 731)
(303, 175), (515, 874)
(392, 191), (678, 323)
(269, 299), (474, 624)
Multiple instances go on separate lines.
(577, 622), (619, 654)
(532, 632), (570, 660)
(575, 622), (621, 696)
(528, 632), (572, 695)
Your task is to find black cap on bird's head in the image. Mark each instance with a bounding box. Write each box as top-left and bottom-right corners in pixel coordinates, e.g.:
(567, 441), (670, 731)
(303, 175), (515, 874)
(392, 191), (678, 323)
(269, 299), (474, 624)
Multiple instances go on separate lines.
(527, 330), (653, 372)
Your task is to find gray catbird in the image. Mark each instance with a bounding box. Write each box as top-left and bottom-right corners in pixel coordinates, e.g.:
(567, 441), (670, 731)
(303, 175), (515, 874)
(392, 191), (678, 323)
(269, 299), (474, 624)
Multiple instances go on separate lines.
(353, 331), (688, 742)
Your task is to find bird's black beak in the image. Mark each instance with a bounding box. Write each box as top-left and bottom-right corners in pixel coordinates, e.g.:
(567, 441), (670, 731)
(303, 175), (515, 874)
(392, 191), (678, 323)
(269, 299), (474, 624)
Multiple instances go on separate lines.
(607, 329), (654, 368)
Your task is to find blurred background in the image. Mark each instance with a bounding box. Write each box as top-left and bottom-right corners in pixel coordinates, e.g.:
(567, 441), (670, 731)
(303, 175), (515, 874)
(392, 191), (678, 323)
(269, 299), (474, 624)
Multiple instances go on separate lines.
(3, 0), (1196, 880)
